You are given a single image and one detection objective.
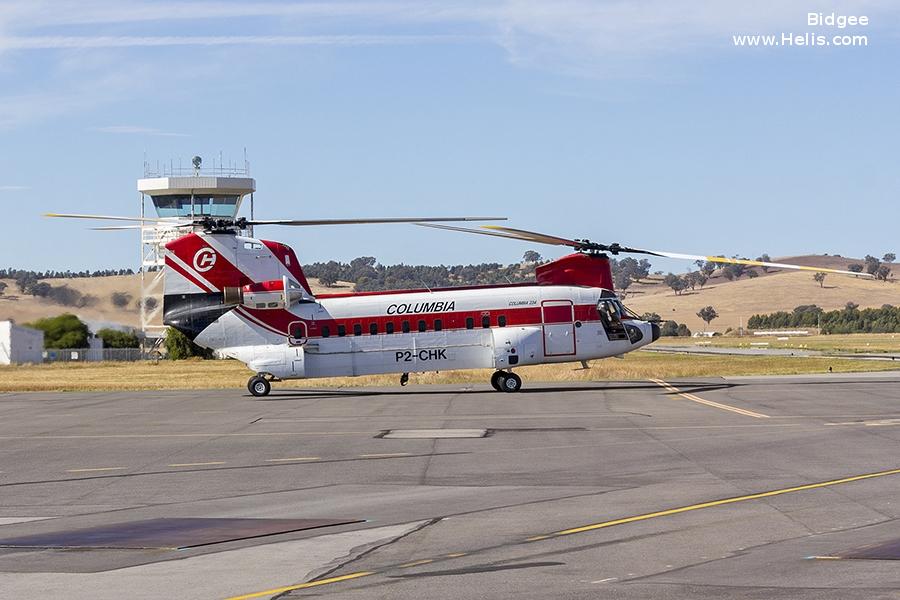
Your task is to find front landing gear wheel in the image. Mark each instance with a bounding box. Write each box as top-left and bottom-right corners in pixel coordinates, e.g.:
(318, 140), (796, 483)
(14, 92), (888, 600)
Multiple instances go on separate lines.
(248, 376), (271, 397)
(501, 372), (522, 393)
(490, 371), (506, 391)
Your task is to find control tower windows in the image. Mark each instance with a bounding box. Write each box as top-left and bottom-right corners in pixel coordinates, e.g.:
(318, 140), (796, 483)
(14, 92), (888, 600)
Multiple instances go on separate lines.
(153, 195), (239, 218)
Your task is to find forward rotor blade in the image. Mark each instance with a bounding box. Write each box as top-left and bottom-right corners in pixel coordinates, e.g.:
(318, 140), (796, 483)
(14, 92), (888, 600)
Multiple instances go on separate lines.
(415, 223), (528, 240)
(481, 225), (584, 248)
(247, 216), (506, 226)
(638, 249), (875, 278)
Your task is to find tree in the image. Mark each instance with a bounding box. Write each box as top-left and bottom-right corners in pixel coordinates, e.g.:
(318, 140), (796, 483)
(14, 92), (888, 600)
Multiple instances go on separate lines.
(696, 306), (719, 330)
(813, 272), (827, 288)
(848, 263), (863, 274)
(522, 250), (542, 264)
(663, 273), (687, 295)
(746, 270), (759, 279)
(875, 264), (892, 282)
(640, 312), (662, 323)
(164, 327), (214, 359)
(97, 328), (140, 349)
(756, 254), (772, 273)
(0, 281), (6, 296)
(864, 255), (881, 277)
(111, 291), (133, 308)
(883, 253), (896, 263)
(614, 271), (632, 292)
(25, 314), (90, 348)
(700, 261), (716, 277)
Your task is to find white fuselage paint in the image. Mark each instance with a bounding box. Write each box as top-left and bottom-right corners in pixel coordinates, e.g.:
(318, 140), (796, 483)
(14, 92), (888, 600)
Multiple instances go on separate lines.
(194, 285), (654, 380)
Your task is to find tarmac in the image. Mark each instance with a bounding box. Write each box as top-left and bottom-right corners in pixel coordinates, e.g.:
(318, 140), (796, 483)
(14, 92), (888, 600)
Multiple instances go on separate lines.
(1, 372), (899, 599)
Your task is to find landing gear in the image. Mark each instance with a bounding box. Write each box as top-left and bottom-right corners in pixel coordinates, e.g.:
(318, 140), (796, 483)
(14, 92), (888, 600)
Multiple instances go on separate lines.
(247, 375), (271, 397)
(490, 370), (522, 392)
(500, 372), (522, 392)
(490, 371), (506, 391)
(400, 372), (409, 387)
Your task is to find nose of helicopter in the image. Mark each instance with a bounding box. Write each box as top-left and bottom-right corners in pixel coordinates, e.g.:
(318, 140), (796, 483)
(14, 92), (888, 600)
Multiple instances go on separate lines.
(651, 322), (661, 342)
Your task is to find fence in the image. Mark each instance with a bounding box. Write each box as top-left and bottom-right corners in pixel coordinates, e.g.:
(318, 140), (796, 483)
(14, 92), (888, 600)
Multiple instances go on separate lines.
(42, 348), (159, 363)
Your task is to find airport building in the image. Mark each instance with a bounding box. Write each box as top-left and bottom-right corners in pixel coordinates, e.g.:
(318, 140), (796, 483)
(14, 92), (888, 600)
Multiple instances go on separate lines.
(0, 320), (44, 365)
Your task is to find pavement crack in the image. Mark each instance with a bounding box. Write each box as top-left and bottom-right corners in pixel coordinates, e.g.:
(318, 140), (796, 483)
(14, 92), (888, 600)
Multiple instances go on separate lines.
(273, 518), (441, 599)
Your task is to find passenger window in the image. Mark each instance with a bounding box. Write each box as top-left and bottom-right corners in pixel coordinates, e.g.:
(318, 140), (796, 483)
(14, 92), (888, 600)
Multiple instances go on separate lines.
(466, 317), (474, 330)
(402, 320), (410, 333)
(482, 315), (490, 328)
(434, 319), (442, 331)
(498, 315), (507, 327)
(353, 323), (362, 336)
(321, 326), (330, 338)
(337, 324), (346, 337)
(386, 322), (395, 334)
(418, 320), (427, 332)
(369, 323), (378, 335)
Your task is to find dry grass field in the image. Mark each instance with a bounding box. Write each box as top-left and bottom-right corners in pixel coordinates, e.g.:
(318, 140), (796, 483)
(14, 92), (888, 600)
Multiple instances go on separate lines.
(1, 353), (897, 393)
(625, 256), (898, 334)
(654, 333), (900, 354)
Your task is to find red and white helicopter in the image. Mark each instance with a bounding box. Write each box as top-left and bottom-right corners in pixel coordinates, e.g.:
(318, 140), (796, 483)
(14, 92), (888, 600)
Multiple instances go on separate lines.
(49, 213), (869, 396)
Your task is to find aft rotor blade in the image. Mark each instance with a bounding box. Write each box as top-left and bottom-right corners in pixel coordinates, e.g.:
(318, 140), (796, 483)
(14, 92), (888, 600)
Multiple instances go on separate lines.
(247, 216), (506, 226)
(638, 249), (875, 278)
(45, 213), (177, 223)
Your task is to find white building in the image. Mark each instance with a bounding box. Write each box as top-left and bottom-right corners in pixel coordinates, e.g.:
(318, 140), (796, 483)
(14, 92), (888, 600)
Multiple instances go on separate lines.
(0, 321), (44, 365)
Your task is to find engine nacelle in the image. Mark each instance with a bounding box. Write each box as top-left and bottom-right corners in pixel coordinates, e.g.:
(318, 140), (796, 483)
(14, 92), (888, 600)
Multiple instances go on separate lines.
(231, 276), (309, 310)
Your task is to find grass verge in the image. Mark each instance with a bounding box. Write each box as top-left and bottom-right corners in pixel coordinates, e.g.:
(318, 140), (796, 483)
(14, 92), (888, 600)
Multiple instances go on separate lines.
(1, 352), (897, 393)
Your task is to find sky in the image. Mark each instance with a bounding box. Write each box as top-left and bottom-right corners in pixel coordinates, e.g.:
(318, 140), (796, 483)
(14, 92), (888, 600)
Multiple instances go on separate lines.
(1, 0), (898, 273)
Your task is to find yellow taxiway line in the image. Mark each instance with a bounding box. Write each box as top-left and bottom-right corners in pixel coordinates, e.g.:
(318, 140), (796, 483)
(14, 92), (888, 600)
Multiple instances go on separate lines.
(224, 466), (900, 599)
(649, 379), (770, 418)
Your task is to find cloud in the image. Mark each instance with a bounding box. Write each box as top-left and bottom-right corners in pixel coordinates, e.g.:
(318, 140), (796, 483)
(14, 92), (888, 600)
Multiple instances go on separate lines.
(93, 125), (190, 137)
(3, 34), (474, 50)
(0, 185), (29, 191)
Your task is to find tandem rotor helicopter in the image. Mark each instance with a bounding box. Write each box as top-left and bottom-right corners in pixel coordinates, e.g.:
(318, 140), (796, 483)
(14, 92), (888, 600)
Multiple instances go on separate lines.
(48, 162), (870, 396)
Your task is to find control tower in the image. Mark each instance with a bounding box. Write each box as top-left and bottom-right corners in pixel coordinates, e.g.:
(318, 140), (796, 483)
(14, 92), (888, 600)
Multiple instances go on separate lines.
(138, 155), (255, 342)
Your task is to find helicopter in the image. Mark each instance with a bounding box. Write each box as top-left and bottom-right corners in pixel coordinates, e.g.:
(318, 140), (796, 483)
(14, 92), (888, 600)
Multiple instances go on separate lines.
(47, 212), (870, 396)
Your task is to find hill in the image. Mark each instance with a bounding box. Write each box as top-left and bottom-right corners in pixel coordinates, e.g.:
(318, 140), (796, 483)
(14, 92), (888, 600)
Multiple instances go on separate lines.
(1, 254), (894, 335)
(0, 275), (347, 331)
(624, 255), (897, 333)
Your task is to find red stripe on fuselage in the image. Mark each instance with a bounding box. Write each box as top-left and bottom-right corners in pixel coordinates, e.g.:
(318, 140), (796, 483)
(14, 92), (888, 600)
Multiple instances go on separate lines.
(236, 302), (604, 339)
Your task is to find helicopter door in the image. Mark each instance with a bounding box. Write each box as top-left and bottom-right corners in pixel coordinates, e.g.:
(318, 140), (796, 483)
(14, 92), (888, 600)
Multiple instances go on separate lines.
(542, 300), (576, 356)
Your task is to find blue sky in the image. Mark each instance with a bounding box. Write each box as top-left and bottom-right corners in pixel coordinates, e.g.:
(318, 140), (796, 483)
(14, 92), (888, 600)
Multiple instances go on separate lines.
(1, 1), (898, 272)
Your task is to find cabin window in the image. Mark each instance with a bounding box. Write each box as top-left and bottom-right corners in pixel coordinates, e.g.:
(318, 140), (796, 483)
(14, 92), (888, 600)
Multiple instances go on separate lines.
(256, 303), (266, 309)
(434, 319), (442, 331)
(337, 324), (346, 337)
(498, 315), (507, 327)
(386, 322), (395, 334)
(321, 326), (330, 338)
(369, 323), (378, 335)
(353, 323), (362, 336)
(267, 302), (279, 308)
(418, 320), (427, 332)
(482, 315), (491, 328)
(402, 320), (410, 333)
(466, 317), (474, 330)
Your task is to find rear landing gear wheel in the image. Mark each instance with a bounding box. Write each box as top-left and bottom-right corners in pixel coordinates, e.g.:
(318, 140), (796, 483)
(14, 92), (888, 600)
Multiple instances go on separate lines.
(400, 372), (409, 387)
(501, 372), (522, 393)
(248, 376), (271, 397)
(490, 371), (506, 391)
